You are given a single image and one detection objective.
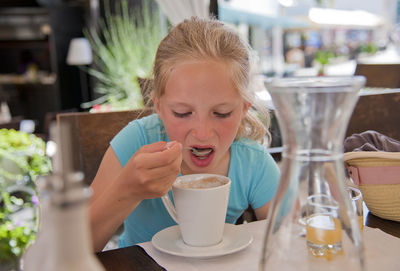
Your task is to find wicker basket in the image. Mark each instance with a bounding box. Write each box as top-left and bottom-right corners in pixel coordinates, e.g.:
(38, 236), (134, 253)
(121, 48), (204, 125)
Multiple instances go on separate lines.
(344, 151), (400, 222)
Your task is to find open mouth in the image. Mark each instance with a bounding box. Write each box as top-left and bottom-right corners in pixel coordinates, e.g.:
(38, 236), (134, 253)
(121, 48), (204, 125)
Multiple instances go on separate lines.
(190, 147), (214, 160)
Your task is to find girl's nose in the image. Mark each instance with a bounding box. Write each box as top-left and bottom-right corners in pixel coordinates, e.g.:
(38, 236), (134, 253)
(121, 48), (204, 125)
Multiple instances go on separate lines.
(191, 119), (214, 141)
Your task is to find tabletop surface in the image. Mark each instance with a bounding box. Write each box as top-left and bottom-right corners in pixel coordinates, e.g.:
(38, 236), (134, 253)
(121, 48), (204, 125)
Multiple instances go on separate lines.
(96, 211), (400, 271)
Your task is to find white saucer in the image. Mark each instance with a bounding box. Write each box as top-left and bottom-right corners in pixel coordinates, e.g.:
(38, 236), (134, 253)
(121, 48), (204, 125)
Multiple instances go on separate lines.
(151, 223), (253, 259)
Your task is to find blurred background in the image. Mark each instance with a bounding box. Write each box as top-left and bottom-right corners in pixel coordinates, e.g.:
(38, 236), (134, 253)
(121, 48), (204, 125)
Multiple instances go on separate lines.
(0, 0), (399, 139)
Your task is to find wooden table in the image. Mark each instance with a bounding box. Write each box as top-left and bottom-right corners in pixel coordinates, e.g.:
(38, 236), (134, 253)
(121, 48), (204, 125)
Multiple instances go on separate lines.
(96, 245), (165, 271)
(365, 212), (400, 238)
(96, 211), (400, 271)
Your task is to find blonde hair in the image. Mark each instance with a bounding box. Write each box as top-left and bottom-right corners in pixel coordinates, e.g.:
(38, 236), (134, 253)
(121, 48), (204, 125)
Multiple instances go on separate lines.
(147, 17), (271, 144)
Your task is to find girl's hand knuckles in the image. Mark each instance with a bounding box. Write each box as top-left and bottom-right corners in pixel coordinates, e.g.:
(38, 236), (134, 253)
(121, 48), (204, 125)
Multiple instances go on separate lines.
(165, 147), (180, 157)
(170, 142), (182, 152)
(137, 179), (147, 187)
(137, 174), (151, 186)
(129, 156), (143, 169)
(172, 148), (183, 158)
(159, 155), (172, 165)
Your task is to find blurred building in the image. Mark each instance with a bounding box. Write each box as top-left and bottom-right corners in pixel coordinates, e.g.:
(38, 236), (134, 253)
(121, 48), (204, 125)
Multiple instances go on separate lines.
(218, 0), (398, 76)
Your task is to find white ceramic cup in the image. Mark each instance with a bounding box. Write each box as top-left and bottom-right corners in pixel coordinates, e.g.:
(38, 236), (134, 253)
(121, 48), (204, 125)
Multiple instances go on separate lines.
(161, 174), (231, 247)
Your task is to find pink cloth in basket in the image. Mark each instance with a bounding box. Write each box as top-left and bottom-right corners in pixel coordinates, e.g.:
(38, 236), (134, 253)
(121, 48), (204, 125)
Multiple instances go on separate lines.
(348, 165), (400, 185)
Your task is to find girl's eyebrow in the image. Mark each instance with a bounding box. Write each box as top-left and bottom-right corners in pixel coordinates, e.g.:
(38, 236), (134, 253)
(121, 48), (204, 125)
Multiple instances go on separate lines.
(166, 101), (191, 107)
(213, 102), (235, 107)
(167, 101), (235, 107)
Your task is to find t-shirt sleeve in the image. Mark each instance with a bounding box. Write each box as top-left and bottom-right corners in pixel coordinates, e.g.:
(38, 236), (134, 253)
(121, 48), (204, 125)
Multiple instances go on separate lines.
(249, 151), (280, 209)
(110, 120), (147, 167)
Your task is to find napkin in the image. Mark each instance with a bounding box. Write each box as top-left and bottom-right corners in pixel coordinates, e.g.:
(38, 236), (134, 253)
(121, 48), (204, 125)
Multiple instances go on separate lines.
(139, 220), (400, 271)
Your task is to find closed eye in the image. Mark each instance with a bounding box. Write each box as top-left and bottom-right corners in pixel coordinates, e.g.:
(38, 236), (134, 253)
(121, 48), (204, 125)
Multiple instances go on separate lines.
(214, 111), (232, 118)
(173, 111), (192, 118)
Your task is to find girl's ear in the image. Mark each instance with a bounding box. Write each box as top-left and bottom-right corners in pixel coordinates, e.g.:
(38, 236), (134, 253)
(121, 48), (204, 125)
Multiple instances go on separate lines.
(242, 102), (251, 117)
(153, 97), (162, 119)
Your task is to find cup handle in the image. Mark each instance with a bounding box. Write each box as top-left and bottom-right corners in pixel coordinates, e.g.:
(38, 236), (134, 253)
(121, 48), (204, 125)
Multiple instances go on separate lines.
(161, 193), (179, 223)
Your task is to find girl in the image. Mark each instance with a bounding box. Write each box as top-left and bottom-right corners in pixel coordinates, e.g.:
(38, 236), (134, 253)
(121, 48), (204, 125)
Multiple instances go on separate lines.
(89, 17), (280, 252)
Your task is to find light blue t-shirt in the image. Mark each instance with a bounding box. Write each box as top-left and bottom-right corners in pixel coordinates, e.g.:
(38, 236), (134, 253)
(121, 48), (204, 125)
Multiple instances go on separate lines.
(110, 114), (280, 247)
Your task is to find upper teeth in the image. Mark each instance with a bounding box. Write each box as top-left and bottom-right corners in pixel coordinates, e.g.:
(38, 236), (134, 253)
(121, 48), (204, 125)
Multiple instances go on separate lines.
(191, 148), (213, 156)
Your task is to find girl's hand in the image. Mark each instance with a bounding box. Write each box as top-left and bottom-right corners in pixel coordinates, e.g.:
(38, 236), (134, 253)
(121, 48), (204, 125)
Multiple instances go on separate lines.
(119, 141), (182, 200)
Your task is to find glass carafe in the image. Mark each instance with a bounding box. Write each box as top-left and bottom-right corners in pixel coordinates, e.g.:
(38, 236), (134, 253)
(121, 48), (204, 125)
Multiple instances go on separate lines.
(260, 76), (366, 271)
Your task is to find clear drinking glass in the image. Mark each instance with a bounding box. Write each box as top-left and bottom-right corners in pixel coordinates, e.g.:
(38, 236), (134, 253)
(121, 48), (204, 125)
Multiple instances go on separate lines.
(306, 195), (343, 260)
(259, 76), (366, 271)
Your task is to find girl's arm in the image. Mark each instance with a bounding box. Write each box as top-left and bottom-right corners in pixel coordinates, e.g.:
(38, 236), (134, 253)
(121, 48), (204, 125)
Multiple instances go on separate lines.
(89, 141), (182, 252)
(254, 201), (273, 220)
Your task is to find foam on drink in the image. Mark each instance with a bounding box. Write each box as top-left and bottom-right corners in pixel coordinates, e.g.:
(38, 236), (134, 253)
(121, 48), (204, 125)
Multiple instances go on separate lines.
(174, 177), (228, 189)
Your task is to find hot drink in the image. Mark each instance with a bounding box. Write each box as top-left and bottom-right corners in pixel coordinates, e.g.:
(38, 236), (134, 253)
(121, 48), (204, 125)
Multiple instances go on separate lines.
(174, 176), (228, 189)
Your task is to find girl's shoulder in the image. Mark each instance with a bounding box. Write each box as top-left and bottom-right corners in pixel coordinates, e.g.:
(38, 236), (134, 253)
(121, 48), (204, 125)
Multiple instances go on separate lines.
(128, 113), (168, 142)
(232, 137), (269, 155)
(130, 113), (161, 129)
(231, 137), (276, 167)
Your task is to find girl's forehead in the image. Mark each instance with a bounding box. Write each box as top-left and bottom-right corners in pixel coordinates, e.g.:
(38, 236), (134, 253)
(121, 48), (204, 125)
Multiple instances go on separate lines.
(165, 62), (235, 92)
(168, 60), (232, 83)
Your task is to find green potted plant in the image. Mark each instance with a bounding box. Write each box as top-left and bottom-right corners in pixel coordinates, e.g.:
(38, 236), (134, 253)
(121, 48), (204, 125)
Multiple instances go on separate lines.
(359, 43), (378, 56)
(314, 50), (335, 76)
(84, 0), (163, 112)
(0, 129), (51, 270)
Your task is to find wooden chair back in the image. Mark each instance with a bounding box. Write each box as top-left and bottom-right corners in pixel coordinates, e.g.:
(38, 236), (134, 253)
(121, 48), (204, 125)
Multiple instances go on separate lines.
(346, 91), (400, 141)
(56, 109), (152, 185)
(354, 63), (400, 88)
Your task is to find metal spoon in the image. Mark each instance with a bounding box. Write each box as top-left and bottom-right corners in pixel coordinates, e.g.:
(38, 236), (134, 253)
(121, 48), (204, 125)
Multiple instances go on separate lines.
(183, 147), (213, 156)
